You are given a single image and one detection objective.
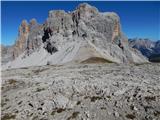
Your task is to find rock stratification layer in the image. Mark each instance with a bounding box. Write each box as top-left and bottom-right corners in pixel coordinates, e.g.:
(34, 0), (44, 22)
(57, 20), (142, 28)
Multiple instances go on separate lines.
(2, 3), (148, 69)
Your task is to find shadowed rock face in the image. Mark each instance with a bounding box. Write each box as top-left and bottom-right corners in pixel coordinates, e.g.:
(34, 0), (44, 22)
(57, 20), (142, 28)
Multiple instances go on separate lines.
(2, 3), (148, 68)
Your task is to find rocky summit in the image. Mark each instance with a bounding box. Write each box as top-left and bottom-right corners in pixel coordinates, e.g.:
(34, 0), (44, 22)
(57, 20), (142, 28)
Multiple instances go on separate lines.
(2, 3), (147, 69)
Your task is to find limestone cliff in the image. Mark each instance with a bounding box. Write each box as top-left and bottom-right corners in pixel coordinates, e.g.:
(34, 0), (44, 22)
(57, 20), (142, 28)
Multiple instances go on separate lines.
(8, 19), (42, 59)
(13, 20), (29, 59)
(2, 3), (148, 69)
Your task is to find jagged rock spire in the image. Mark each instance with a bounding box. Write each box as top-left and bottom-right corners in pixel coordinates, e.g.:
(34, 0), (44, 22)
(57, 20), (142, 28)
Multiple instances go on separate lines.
(18, 19), (29, 36)
(29, 18), (38, 31)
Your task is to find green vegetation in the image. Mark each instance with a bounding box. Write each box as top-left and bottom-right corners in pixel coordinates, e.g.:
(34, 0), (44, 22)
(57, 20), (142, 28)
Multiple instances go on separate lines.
(144, 96), (156, 102)
(76, 101), (81, 105)
(36, 87), (45, 92)
(125, 114), (136, 119)
(8, 79), (17, 84)
(67, 112), (80, 120)
(90, 96), (102, 102)
(81, 57), (113, 64)
(1, 113), (16, 120)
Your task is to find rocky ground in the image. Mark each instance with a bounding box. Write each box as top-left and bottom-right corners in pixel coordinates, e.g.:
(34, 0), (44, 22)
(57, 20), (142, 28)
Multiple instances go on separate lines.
(1, 63), (160, 120)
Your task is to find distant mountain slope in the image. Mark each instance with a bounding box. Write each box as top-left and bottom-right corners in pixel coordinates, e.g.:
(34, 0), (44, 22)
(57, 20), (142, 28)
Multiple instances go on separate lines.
(2, 3), (148, 69)
(129, 38), (160, 62)
(0, 45), (14, 64)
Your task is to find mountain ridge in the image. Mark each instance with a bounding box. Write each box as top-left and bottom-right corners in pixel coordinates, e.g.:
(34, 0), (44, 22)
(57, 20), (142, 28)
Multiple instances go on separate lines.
(1, 3), (148, 69)
(129, 38), (160, 62)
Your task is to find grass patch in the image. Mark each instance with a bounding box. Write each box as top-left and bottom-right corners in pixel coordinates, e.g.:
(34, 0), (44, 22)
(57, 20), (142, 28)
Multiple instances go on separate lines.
(2, 86), (4, 90)
(144, 96), (156, 102)
(125, 114), (136, 119)
(28, 103), (34, 107)
(1, 102), (7, 107)
(32, 68), (49, 74)
(5, 98), (9, 102)
(90, 96), (102, 102)
(1, 113), (16, 120)
(51, 110), (56, 116)
(100, 107), (106, 110)
(76, 101), (81, 105)
(154, 111), (160, 116)
(36, 87), (45, 92)
(84, 96), (89, 99)
(18, 101), (22, 105)
(20, 67), (28, 69)
(32, 115), (38, 120)
(106, 96), (111, 99)
(67, 112), (80, 120)
(57, 108), (66, 113)
(51, 108), (66, 116)
(8, 79), (17, 84)
(81, 57), (113, 64)
(6, 106), (11, 110)
(134, 62), (150, 66)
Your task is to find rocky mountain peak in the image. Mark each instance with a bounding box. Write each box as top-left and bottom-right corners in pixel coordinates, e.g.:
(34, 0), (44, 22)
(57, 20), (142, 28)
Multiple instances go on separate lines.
(75, 3), (99, 19)
(30, 18), (37, 25)
(13, 20), (30, 58)
(2, 3), (148, 69)
(21, 19), (28, 26)
(129, 38), (156, 49)
(76, 3), (98, 13)
(29, 18), (38, 31)
(49, 10), (66, 18)
(155, 40), (160, 47)
(129, 38), (160, 61)
(12, 18), (41, 59)
(18, 19), (29, 36)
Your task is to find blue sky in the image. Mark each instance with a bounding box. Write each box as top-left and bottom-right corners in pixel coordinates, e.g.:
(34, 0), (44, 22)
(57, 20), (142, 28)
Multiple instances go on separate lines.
(1, 1), (160, 45)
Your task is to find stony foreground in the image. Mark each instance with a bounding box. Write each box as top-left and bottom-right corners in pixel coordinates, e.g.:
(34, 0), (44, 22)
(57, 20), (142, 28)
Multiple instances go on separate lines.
(1, 63), (160, 120)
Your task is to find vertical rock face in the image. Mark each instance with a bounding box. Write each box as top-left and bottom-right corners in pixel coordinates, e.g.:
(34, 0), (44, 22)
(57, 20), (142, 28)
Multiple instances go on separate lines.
(47, 10), (73, 34)
(13, 20), (29, 59)
(1, 18), (42, 64)
(29, 18), (37, 29)
(26, 19), (43, 55)
(12, 19), (42, 59)
(112, 21), (121, 42)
